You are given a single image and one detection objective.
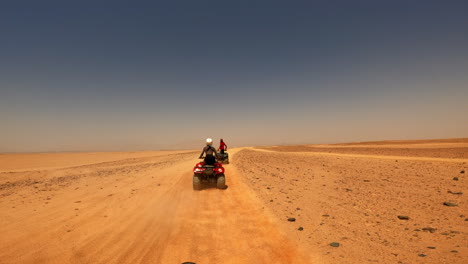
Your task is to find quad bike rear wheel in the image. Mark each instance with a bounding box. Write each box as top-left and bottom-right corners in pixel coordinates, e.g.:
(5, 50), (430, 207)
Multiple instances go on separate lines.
(193, 174), (202, 190)
(217, 174), (226, 189)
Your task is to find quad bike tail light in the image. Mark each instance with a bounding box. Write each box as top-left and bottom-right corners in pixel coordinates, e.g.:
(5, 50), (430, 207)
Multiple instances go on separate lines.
(193, 167), (205, 173)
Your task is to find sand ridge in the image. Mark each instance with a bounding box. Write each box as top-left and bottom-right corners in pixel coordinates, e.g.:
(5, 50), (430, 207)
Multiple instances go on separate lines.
(258, 140), (468, 160)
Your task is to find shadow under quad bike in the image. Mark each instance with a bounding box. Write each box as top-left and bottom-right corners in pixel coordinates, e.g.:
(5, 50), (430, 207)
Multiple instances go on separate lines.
(215, 152), (229, 164)
(192, 160), (226, 190)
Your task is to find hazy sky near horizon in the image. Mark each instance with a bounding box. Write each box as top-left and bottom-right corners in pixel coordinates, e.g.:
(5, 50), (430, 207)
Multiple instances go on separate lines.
(1, 0), (468, 152)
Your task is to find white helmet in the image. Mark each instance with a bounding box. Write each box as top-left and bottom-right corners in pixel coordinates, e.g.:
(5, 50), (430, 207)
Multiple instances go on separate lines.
(206, 138), (213, 145)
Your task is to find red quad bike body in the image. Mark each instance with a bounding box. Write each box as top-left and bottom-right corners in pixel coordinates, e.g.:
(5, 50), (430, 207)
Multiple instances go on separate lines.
(192, 162), (226, 190)
(215, 152), (229, 164)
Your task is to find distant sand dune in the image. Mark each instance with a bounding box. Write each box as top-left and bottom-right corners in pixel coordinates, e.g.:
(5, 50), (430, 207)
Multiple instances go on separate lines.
(259, 138), (468, 159)
(331, 138), (468, 145)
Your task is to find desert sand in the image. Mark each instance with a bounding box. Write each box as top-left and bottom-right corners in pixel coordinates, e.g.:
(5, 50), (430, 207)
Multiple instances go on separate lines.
(0, 139), (466, 263)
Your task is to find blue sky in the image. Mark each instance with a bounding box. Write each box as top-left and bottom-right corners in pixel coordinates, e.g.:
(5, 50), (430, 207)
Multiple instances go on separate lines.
(1, 0), (467, 152)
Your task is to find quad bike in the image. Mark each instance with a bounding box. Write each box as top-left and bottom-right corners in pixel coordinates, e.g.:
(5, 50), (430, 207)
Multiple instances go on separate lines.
(193, 159), (226, 190)
(216, 152), (229, 164)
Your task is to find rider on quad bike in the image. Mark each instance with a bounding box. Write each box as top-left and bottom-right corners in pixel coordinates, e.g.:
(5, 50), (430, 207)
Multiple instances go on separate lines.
(199, 138), (217, 165)
(194, 138), (226, 190)
(216, 138), (229, 164)
(218, 138), (227, 154)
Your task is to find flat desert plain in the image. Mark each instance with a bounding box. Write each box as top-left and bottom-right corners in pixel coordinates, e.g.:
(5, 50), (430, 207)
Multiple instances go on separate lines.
(0, 139), (466, 264)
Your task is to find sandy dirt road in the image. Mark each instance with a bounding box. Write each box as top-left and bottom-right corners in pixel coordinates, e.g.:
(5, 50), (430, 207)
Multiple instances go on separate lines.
(1, 139), (467, 264)
(0, 150), (312, 264)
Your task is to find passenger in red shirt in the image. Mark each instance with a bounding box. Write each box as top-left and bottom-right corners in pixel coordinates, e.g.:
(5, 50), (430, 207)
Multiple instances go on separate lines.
(218, 139), (227, 154)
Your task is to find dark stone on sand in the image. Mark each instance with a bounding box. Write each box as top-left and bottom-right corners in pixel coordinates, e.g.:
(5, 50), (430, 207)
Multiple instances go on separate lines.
(451, 250), (458, 253)
(448, 190), (463, 195)
(443, 202), (458, 207)
(397, 215), (410, 220)
(298, 227), (304, 231)
(453, 177), (459, 181)
(461, 170), (465, 174)
(182, 262), (196, 264)
(427, 247), (436, 249)
(422, 227), (437, 233)
(330, 242), (340, 247)
(288, 217), (296, 222)
(418, 254), (426, 257)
